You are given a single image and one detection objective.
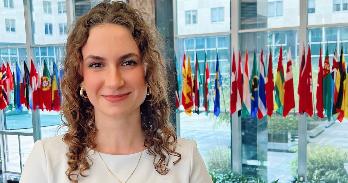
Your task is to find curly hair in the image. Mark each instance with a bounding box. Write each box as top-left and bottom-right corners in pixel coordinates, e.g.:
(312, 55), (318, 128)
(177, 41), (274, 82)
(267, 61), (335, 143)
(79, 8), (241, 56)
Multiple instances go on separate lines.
(61, 1), (181, 182)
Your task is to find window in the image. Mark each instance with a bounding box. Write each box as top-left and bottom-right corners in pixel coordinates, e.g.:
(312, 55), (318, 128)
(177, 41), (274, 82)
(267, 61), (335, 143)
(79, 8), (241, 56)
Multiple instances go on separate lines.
(308, 0), (315, 13)
(5, 19), (15, 32)
(59, 23), (67, 35)
(4, 0), (13, 8)
(43, 1), (52, 14)
(185, 10), (197, 25)
(45, 23), (53, 35)
(343, 0), (348, 10)
(334, 0), (342, 11)
(268, 0), (283, 17)
(58, 1), (66, 14)
(211, 7), (224, 23)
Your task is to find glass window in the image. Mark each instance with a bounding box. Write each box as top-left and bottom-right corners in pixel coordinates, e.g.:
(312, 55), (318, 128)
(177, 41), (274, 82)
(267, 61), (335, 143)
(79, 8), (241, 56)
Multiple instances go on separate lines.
(326, 28), (337, 41)
(211, 7), (224, 23)
(184, 39), (194, 50)
(5, 19), (16, 32)
(44, 23), (53, 35)
(207, 37), (216, 48)
(58, 1), (66, 14)
(185, 10), (197, 25)
(308, 0), (315, 13)
(43, 1), (52, 14)
(310, 28), (322, 42)
(40, 47), (47, 56)
(268, 0), (283, 17)
(343, 0), (348, 10)
(195, 37), (205, 49)
(4, 0), (14, 8)
(59, 23), (67, 35)
(218, 36), (229, 48)
(333, 0), (341, 11)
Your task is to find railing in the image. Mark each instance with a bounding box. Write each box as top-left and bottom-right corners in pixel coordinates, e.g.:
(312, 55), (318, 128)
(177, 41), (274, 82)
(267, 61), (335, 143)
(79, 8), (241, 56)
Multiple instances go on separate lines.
(0, 130), (33, 182)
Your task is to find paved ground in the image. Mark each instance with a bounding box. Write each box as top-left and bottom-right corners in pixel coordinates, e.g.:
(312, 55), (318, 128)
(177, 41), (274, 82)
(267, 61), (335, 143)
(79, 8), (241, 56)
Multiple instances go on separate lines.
(1, 112), (348, 182)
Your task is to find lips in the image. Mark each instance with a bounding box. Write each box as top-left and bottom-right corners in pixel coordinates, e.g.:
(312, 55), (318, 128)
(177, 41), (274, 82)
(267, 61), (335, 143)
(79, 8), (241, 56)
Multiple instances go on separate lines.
(102, 92), (131, 103)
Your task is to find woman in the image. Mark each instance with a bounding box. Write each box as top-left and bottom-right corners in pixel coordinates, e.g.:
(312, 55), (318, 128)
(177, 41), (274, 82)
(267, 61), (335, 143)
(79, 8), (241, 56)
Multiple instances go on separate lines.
(20, 1), (212, 183)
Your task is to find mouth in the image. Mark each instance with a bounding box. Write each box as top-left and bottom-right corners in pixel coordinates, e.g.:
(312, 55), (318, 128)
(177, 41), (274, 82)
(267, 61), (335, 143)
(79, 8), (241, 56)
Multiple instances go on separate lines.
(102, 92), (131, 102)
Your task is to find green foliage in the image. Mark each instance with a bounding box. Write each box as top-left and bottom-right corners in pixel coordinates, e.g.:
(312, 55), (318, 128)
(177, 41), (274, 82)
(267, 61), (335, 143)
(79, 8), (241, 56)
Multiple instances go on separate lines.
(210, 170), (270, 183)
(291, 145), (348, 183)
(268, 115), (298, 133)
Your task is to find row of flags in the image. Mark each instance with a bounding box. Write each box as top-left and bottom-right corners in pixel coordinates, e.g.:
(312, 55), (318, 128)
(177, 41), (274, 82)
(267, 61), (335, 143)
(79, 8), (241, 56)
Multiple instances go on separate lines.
(0, 59), (61, 112)
(178, 45), (348, 122)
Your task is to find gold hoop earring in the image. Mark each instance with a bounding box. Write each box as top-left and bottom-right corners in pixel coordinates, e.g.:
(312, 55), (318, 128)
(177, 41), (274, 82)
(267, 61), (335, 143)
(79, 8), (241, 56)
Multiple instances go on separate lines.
(80, 87), (88, 99)
(147, 84), (151, 96)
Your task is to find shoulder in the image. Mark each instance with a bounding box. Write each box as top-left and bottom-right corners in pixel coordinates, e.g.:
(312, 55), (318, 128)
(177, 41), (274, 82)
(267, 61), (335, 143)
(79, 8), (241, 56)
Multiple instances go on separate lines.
(176, 138), (197, 154)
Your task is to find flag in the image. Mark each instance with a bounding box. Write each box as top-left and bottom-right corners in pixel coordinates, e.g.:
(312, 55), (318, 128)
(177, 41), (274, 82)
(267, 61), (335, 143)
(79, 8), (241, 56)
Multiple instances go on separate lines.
(323, 45), (333, 120)
(6, 63), (14, 91)
(266, 49), (274, 117)
(230, 51), (237, 114)
(237, 51), (243, 112)
(214, 52), (221, 117)
(274, 46), (285, 114)
(0, 66), (8, 109)
(257, 49), (266, 119)
(332, 50), (339, 115)
(193, 53), (200, 114)
(52, 62), (60, 111)
(250, 51), (258, 118)
(20, 62), (30, 109)
(336, 48), (346, 122)
(316, 46), (324, 118)
(203, 51), (210, 112)
(299, 46), (313, 116)
(283, 49), (295, 117)
(15, 62), (22, 110)
(242, 50), (251, 115)
(41, 60), (52, 111)
(182, 54), (193, 114)
(30, 59), (41, 110)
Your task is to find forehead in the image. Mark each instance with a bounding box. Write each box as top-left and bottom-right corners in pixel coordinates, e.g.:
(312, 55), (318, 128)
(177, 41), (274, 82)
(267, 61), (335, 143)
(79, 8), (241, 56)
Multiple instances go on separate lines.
(81, 23), (140, 59)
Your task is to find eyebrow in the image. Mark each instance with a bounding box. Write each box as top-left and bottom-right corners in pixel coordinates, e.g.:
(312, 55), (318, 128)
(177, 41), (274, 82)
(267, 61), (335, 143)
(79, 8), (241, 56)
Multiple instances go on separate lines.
(84, 53), (140, 62)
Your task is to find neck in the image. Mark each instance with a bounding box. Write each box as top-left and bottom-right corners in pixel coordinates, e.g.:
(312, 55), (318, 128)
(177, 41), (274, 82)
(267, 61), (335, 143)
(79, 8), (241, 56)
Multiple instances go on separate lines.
(94, 110), (145, 155)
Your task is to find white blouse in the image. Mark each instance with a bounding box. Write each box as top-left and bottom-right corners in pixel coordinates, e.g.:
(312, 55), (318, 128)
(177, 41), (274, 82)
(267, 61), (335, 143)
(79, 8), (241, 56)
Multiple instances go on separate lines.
(20, 135), (213, 183)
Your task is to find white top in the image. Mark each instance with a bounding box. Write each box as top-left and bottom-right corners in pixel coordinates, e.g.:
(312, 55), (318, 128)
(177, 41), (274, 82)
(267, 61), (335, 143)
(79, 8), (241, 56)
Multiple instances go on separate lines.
(20, 135), (213, 183)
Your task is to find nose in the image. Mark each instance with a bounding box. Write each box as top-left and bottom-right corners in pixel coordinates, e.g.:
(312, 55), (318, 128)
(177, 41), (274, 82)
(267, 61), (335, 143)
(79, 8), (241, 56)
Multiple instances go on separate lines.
(105, 67), (125, 89)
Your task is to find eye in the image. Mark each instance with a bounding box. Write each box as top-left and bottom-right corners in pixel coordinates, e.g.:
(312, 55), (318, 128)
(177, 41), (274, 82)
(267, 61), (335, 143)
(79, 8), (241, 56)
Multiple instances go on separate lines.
(88, 62), (103, 68)
(121, 59), (137, 67)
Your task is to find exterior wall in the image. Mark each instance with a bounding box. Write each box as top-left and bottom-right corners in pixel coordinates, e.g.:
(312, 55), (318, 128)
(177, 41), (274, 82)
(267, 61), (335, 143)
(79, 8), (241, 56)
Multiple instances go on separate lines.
(0, 0), (26, 44)
(129, 0), (155, 28)
(267, 0), (300, 28)
(177, 0), (230, 36)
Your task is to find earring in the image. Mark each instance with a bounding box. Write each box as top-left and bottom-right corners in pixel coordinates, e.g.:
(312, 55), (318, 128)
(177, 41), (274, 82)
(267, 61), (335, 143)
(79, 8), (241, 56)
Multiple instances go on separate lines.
(147, 84), (151, 96)
(79, 87), (88, 99)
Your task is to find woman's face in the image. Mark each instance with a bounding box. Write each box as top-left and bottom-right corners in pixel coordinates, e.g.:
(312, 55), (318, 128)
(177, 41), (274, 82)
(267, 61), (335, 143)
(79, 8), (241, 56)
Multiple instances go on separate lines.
(81, 23), (147, 118)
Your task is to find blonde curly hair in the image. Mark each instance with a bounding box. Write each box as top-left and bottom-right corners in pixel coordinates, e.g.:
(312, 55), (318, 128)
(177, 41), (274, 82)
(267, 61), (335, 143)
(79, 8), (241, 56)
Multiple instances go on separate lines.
(61, 1), (180, 182)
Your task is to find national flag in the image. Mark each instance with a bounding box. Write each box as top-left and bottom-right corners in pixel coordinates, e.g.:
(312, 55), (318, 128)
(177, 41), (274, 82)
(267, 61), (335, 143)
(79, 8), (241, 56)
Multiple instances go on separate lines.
(30, 59), (41, 110)
(230, 51), (237, 114)
(336, 48), (346, 122)
(332, 50), (339, 115)
(323, 45), (333, 120)
(203, 51), (210, 112)
(283, 49), (295, 117)
(237, 51), (243, 112)
(274, 46), (285, 114)
(0, 66), (8, 109)
(182, 54), (193, 114)
(316, 46), (324, 118)
(266, 49), (274, 117)
(193, 53), (200, 114)
(250, 51), (259, 118)
(242, 50), (251, 115)
(52, 62), (60, 111)
(20, 62), (30, 109)
(257, 49), (266, 119)
(6, 63), (14, 91)
(14, 62), (22, 110)
(299, 46), (313, 116)
(41, 60), (52, 111)
(214, 52), (221, 117)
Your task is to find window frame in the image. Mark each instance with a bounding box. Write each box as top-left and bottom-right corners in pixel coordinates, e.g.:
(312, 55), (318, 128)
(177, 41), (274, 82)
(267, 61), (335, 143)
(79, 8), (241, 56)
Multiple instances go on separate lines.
(44, 23), (53, 35)
(185, 10), (198, 25)
(43, 1), (52, 14)
(211, 7), (225, 23)
(5, 18), (16, 32)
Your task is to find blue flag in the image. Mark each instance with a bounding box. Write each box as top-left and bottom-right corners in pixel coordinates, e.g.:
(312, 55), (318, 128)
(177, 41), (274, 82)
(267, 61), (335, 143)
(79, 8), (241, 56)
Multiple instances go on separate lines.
(15, 62), (22, 111)
(214, 52), (221, 117)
